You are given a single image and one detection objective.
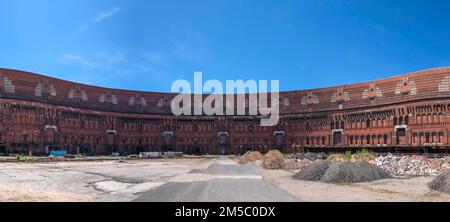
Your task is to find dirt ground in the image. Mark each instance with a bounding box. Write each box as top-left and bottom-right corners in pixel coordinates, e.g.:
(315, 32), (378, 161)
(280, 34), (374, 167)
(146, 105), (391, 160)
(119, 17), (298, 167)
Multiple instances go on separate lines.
(0, 185), (92, 202)
(0, 158), (211, 202)
(259, 166), (450, 202)
(1, 157), (450, 202)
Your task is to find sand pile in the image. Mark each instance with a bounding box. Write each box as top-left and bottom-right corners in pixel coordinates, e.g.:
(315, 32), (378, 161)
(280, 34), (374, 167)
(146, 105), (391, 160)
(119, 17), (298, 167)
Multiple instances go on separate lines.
(238, 151), (264, 164)
(293, 160), (391, 183)
(239, 149), (314, 171)
(262, 150), (286, 169)
(265, 149), (284, 159)
(428, 169), (450, 194)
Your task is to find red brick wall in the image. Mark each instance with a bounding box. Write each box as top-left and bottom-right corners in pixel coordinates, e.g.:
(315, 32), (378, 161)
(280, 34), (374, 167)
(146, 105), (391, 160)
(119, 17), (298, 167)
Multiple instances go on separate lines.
(1, 68), (450, 155)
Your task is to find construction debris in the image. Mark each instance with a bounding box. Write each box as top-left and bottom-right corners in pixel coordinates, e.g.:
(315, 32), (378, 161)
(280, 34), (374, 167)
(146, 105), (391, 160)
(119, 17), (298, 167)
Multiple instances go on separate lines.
(375, 154), (450, 176)
(240, 150), (312, 170)
(139, 151), (183, 159)
(327, 150), (377, 163)
(265, 150), (284, 159)
(293, 160), (390, 183)
(238, 151), (264, 164)
(262, 150), (286, 169)
(321, 161), (391, 183)
(428, 169), (450, 194)
(288, 152), (327, 161)
(283, 159), (312, 171)
(292, 160), (332, 181)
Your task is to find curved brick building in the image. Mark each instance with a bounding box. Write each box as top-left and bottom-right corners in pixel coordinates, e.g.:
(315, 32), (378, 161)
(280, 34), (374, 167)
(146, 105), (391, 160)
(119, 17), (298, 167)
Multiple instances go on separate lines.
(1, 67), (450, 155)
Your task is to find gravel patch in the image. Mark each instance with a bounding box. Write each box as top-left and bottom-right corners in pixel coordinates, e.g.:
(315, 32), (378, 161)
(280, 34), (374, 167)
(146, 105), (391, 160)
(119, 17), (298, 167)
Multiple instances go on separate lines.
(293, 160), (391, 183)
(292, 160), (331, 181)
(289, 152), (327, 161)
(321, 161), (391, 183)
(429, 170), (450, 194)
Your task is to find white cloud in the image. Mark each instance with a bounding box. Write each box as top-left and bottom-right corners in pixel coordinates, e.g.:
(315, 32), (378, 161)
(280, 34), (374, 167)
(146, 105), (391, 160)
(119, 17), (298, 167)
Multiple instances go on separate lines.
(60, 54), (96, 67)
(97, 51), (125, 63)
(142, 52), (167, 65)
(171, 39), (206, 62)
(95, 6), (121, 23)
(77, 6), (121, 32)
(60, 51), (124, 69)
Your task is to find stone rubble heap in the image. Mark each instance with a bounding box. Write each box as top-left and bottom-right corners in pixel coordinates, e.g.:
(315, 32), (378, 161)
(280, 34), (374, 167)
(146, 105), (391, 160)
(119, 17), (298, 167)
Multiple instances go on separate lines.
(428, 169), (450, 194)
(292, 160), (332, 181)
(283, 159), (312, 171)
(238, 150), (311, 170)
(241, 150), (450, 177)
(288, 152), (327, 161)
(293, 160), (391, 183)
(262, 150), (286, 170)
(375, 153), (450, 176)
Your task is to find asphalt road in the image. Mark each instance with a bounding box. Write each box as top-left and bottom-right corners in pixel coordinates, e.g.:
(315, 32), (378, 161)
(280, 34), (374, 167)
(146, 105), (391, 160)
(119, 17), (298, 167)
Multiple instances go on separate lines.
(133, 156), (297, 202)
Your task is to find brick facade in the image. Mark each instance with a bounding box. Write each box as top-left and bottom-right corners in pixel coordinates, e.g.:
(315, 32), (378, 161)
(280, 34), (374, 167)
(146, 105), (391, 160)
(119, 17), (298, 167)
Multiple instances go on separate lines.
(1, 68), (450, 155)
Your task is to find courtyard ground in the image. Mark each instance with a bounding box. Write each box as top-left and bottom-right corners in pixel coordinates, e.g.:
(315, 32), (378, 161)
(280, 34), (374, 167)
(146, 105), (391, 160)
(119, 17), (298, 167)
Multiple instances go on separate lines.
(0, 156), (449, 202)
(260, 167), (450, 202)
(0, 158), (210, 201)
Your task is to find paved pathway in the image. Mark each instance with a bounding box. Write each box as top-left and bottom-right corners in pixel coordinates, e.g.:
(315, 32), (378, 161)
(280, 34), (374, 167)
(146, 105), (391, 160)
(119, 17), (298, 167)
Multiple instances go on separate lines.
(134, 156), (297, 202)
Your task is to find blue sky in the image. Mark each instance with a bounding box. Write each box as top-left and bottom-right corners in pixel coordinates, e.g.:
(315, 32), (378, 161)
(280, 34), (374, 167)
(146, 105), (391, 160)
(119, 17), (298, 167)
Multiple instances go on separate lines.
(1, 0), (450, 92)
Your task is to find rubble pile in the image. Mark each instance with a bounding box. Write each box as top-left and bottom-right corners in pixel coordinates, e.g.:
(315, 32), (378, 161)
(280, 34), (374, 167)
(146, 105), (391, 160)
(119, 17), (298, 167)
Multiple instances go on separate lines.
(292, 160), (331, 181)
(238, 151), (264, 164)
(321, 161), (391, 183)
(265, 149), (284, 159)
(262, 150), (286, 169)
(283, 159), (312, 171)
(293, 160), (390, 183)
(428, 169), (450, 194)
(375, 154), (450, 176)
(327, 153), (377, 163)
(239, 150), (312, 170)
(289, 152), (327, 161)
